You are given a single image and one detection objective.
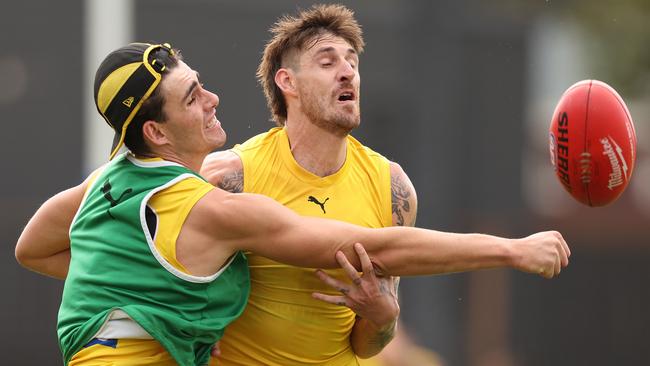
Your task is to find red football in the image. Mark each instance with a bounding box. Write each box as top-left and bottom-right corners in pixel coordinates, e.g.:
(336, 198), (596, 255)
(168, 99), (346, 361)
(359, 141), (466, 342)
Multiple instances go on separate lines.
(549, 80), (637, 206)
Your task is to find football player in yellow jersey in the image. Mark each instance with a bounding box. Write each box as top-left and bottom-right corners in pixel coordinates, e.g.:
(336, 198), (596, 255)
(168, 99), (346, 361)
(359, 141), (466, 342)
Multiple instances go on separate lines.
(202, 5), (412, 365)
(198, 4), (534, 366)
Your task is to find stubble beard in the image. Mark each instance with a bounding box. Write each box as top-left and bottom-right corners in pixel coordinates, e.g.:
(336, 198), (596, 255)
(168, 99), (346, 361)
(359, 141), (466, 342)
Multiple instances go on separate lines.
(301, 88), (360, 137)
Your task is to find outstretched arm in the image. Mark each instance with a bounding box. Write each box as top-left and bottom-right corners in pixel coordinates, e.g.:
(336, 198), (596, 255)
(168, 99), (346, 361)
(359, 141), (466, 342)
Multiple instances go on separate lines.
(194, 185), (570, 278)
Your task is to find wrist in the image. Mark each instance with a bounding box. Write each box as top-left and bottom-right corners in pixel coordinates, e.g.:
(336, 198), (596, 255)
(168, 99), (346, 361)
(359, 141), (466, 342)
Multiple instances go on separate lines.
(502, 237), (520, 270)
(365, 311), (399, 333)
(351, 314), (399, 358)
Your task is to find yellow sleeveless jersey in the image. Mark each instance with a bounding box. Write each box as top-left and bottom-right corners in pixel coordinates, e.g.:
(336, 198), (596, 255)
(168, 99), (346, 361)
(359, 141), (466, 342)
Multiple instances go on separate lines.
(215, 127), (392, 366)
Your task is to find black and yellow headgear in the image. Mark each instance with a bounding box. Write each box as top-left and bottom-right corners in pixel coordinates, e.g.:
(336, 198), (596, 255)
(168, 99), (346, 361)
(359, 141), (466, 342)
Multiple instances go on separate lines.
(93, 42), (175, 160)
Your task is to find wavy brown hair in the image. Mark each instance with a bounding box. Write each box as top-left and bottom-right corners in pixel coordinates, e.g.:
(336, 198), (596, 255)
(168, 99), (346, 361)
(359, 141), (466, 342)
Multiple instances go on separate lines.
(257, 4), (365, 125)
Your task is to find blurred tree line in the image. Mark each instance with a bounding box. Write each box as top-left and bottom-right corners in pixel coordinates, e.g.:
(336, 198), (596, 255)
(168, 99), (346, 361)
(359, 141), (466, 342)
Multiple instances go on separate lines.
(484, 0), (650, 97)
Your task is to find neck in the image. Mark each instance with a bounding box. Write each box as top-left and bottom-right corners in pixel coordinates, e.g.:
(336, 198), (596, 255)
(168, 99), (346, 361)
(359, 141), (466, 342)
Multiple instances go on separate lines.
(144, 147), (206, 173)
(284, 116), (348, 177)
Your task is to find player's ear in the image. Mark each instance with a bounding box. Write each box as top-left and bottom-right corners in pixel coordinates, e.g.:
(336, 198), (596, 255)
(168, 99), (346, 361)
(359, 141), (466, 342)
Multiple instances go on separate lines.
(275, 68), (298, 97)
(142, 120), (169, 148)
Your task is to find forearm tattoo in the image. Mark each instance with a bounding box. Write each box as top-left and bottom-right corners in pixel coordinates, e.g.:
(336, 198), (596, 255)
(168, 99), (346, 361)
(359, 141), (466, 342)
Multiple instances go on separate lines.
(217, 169), (244, 193)
(391, 174), (412, 226)
(369, 322), (397, 349)
(368, 277), (399, 348)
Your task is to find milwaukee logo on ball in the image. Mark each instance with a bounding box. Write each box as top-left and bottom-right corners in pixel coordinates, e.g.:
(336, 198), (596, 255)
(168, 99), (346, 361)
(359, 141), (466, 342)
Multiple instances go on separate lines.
(600, 136), (628, 191)
(549, 80), (637, 207)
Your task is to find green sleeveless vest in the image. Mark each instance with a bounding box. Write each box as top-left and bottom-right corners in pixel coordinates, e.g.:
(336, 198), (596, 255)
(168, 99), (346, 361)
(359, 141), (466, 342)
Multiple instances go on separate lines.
(57, 154), (250, 365)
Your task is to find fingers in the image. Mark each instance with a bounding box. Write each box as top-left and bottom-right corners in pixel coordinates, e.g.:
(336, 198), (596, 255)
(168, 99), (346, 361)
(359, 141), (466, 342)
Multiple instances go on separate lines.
(542, 244), (561, 279)
(559, 241), (569, 268)
(560, 234), (571, 266)
(540, 262), (554, 279)
(335, 250), (363, 286)
(353, 243), (374, 275)
(544, 270), (553, 279)
(538, 252), (560, 279)
(315, 269), (350, 294)
(561, 232), (571, 257)
(545, 231), (572, 278)
(549, 231), (569, 267)
(559, 247), (568, 268)
(312, 292), (348, 307)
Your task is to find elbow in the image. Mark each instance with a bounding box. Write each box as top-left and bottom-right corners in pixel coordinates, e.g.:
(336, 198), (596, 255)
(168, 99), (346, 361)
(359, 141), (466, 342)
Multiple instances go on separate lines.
(367, 248), (396, 277)
(15, 237), (41, 271)
(15, 241), (69, 280)
(15, 243), (31, 269)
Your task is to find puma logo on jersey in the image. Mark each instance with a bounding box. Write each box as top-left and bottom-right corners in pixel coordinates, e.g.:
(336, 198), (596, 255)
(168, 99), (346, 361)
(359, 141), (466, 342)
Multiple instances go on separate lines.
(307, 196), (329, 214)
(101, 179), (133, 219)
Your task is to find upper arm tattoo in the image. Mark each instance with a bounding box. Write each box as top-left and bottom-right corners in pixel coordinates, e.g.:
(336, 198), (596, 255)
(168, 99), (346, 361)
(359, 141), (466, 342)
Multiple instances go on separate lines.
(217, 169), (244, 193)
(391, 173), (415, 226)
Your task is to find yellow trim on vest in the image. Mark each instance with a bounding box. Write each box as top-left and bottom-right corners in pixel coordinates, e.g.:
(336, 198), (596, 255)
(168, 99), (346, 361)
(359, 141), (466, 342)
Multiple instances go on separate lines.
(85, 169), (104, 192)
(84, 156), (213, 275)
(148, 177), (213, 274)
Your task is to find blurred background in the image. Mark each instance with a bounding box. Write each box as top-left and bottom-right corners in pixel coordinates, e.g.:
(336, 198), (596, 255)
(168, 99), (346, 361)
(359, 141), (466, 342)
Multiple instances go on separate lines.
(2, 0), (648, 365)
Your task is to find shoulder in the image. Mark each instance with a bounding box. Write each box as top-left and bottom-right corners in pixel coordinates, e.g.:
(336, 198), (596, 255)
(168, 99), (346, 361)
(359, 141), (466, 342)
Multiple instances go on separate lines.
(235, 127), (283, 153)
(201, 150), (244, 193)
(346, 136), (391, 183)
(155, 175), (213, 197)
(347, 135), (388, 162)
(389, 161), (418, 227)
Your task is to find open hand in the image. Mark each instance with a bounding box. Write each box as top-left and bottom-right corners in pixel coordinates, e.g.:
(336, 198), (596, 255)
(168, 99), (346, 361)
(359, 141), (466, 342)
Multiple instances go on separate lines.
(312, 243), (400, 328)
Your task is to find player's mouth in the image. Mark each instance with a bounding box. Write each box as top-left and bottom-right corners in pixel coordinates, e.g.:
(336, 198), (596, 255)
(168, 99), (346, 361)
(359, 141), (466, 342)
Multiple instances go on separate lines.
(206, 115), (220, 129)
(337, 90), (356, 104)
